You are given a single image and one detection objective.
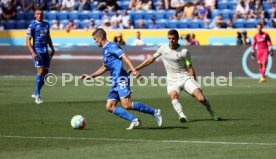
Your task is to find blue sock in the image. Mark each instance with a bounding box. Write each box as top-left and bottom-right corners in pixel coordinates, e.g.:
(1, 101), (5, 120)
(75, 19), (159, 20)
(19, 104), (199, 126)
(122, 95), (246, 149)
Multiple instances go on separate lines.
(35, 74), (45, 96)
(132, 102), (155, 115)
(113, 107), (136, 122)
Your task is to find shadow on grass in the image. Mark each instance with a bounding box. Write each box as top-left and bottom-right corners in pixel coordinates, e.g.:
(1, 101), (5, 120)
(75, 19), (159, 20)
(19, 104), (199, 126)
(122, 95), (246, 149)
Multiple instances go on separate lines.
(138, 126), (189, 130)
(189, 118), (246, 122)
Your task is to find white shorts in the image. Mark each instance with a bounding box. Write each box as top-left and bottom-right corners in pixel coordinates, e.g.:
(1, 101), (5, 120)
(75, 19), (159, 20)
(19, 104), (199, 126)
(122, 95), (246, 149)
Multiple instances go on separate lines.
(167, 78), (201, 95)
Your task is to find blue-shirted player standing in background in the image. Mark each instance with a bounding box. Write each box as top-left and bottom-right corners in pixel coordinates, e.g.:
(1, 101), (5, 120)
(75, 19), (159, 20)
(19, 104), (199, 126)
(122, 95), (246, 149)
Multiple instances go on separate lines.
(80, 28), (162, 130)
(26, 9), (55, 104)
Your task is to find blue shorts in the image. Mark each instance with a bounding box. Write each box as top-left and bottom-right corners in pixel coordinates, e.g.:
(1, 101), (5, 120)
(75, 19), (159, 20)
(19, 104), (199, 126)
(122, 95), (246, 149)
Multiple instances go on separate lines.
(107, 82), (131, 101)
(33, 53), (50, 68)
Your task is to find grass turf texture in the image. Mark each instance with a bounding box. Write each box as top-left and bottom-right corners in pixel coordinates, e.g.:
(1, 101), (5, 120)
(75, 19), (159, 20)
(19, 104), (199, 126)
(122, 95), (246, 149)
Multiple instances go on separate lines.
(0, 76), (276, 159)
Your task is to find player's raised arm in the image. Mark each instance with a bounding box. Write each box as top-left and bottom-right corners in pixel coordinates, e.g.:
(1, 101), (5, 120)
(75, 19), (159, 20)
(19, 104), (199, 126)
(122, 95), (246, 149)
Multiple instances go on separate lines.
(121, 54), (141, 78)
(80, 65), (107, 80)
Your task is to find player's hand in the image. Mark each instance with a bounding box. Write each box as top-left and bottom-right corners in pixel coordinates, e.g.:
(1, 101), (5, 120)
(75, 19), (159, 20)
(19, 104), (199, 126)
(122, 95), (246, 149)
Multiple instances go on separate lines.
(250, 51), (256, 60)
(32, 53), (39, 61)
(50, 50), (55, 59)
(80, 74), (92, 80)
(127, 69), (132, 75)
(132, 71), (141, 79)
(269, 50), (274, 56)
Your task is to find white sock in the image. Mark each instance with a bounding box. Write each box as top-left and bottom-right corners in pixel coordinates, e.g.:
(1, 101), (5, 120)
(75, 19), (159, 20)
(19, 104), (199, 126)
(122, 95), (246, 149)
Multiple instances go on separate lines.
(172, 99), (186, 118)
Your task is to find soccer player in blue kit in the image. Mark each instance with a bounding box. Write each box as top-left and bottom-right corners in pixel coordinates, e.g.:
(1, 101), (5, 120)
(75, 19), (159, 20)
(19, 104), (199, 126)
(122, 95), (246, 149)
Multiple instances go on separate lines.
(26, 9), (55, 104)
(80, 28), (162, 130)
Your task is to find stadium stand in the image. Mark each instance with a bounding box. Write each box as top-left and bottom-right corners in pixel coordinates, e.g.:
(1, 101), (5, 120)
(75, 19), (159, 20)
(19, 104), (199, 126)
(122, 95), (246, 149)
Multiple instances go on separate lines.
(1, 0), (276, 29)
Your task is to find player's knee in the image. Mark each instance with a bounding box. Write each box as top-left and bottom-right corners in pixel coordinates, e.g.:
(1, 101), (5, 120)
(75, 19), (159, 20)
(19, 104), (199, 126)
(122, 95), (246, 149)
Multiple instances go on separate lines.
(169, 92), (178, 100)
(193, 90), (206, 103)
(196, 94), (206, 103)
(106, 103), (115, 113)
(121, 102), (132, 110)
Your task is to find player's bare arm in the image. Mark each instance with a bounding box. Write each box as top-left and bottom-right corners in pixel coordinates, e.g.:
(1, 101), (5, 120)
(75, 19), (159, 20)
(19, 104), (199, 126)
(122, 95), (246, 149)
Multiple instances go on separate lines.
(136, 56), (156, 71)
(80, 65), (107, 80)
(187, 64), (197, 81)
(128, 55), (156, 74)
(26, 36), (39, 61)
(121, 54), (141, 78)
(47, 34), (55, 58)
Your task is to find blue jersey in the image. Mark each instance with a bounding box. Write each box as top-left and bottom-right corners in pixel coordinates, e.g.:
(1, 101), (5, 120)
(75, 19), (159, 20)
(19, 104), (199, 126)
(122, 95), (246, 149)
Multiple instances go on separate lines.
(27, 21), (50, 54)
(102, 42), (128, 86)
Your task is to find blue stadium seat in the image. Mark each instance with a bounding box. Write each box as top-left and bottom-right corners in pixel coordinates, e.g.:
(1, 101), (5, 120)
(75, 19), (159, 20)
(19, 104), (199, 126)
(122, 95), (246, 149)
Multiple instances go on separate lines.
(73, 19), (80, 28)
(227, 2), (237, 10)
(121, 1), (129, 10)
(16, 11), (25, 20)
(15, 20), (27, 29)
(165, 10), (175, 19)
(61, 20), (69, 27)
(79, 20), (90, 29)
(58, 11), (69, 20)
(245, 19), (257, 28)
(143, 10), (155, 19)
(131, 11), (144, 20)
(178, 20), (188, 28)
(89, 10), (102, 20)
(166, 20), (179, 28)
(26, 20), (34, 27)
(198, 19), (205, 28)
(3, 20), (16, 29)
(25, 11), (35, 20)
(47, 11), (58, 20)
(79, 10), (90, 20)
(263, 2), (272, 10)
(220, 9), (232, 20)
(144, 19), (151, 28)
(68, 11), (79, 20)
(188, 19), (200, 28)
(154, 10), (166, 20)
(156, 19), (167, 28)
(48, 20), (56, 27)
(95, 19), (101, 26)
(210, 9), (221, 19)
(43, 11), (48, 19)
(233, 19), (245, 28)
(217, 2), (228, 10)
(90, 1), (97, 10)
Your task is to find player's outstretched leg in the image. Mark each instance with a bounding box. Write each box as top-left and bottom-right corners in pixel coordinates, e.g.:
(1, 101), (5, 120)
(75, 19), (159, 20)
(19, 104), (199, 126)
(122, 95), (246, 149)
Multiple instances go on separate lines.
(193, 89), (222, 121)
(132, 102), (162, 127)
(107, 100), (141, 130)
(112, 107), (141, 130)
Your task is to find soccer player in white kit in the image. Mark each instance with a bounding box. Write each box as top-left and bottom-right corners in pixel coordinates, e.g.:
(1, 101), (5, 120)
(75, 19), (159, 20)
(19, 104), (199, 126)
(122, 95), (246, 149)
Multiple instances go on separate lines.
(132, 29), (222, 122)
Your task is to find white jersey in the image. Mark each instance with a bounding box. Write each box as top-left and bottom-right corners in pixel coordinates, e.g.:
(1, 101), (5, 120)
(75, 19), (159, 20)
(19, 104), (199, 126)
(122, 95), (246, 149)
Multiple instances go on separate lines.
(153, 44), (191, 81)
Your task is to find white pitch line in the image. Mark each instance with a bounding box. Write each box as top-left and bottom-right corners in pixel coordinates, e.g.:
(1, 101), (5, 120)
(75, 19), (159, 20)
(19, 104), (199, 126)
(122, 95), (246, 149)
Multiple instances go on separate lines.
(0, 135), (276, 146)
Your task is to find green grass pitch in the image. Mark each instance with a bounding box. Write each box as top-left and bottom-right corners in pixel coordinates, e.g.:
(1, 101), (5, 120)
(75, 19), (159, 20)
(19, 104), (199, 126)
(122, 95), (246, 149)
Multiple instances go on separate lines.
(0, 76), (276, 159)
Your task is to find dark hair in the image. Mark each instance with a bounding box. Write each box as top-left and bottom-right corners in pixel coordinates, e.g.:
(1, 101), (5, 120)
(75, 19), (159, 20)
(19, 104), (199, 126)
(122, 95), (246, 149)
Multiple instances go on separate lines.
(92, 28), (106, 38)
(256, 23), (263, 28)
(168, 29), (179, 39)
(35, 8), (43, 13)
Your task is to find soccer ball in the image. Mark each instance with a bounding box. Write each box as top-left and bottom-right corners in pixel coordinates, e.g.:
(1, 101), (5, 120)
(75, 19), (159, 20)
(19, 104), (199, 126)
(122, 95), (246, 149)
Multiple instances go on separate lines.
(71, 115), (86, 129)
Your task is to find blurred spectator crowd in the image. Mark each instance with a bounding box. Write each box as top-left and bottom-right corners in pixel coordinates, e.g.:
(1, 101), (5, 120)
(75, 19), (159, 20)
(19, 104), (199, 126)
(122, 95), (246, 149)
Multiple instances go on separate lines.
(0, 0), (276, 30)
